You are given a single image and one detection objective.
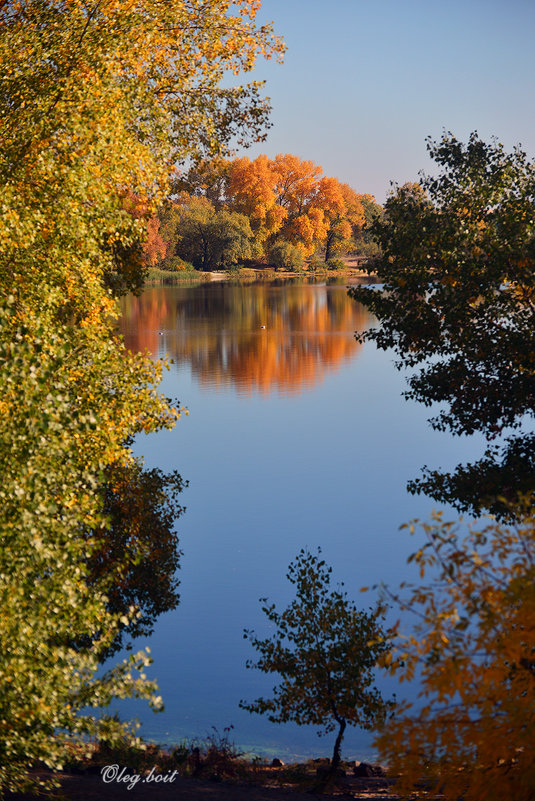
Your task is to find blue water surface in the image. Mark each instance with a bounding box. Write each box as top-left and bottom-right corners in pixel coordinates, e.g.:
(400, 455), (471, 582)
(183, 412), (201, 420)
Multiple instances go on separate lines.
(114, 281), (485, 762)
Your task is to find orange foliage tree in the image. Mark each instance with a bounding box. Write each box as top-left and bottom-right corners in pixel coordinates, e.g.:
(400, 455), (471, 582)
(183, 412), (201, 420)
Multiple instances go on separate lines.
(143, 216), (169, 267)
(376, 506), (535, 801)
(151, 155), (373, 269)
(227, 154), (287, 256)
(227, 154), (370, 261)
(269, 154), (326, 255)
(323, 184), (369, 261)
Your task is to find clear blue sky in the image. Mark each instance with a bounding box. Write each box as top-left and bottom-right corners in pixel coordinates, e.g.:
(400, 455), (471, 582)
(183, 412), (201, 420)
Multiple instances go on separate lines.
(239, 0), (535, 202)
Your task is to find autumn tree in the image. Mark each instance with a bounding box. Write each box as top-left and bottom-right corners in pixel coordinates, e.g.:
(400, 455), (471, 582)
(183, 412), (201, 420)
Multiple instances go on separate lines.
(159, 155), (370, 266)
(268, 154), (337, 257)
(1, 0), (284, 321)
(141, 215), (169, 268)
(0, 0), (283, 792)
(268, 156), (370, 260)
(228, 154), (288, 256)
(172, 196), (254, 270)
(241, 550), (392, 774)
(227, 154), (370, 261)
(377, 506), (535, 801)
(351, 195), (383, 258)
(350, 133), (535, 518)
(323, 183), (367, 261)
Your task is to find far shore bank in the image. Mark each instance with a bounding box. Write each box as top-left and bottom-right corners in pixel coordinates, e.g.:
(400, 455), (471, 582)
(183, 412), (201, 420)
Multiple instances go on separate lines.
(145, 266), (378, 286)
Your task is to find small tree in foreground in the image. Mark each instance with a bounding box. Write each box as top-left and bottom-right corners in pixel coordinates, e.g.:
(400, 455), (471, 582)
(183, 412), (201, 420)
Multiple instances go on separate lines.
(376, 504), (535, 801)
(240, 549), (392, 773)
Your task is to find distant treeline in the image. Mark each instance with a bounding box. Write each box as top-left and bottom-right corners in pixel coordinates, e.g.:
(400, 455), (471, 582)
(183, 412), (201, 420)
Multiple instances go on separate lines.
(141, 155), (383, 272)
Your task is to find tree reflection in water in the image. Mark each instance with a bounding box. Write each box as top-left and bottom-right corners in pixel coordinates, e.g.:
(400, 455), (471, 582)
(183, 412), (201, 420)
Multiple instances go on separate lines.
(120, 282), (373, 396)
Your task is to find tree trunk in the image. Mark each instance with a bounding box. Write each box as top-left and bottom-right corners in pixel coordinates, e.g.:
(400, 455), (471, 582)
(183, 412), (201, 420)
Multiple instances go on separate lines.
(331, 717), (346, 771)
(325, 232), (334, 262)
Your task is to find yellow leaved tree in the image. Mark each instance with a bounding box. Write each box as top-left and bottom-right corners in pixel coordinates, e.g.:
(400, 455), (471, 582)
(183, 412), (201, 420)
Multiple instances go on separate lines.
(0, 0), (283, 792)
(1, 0), (284, 320)
(376, 505), (535, 801)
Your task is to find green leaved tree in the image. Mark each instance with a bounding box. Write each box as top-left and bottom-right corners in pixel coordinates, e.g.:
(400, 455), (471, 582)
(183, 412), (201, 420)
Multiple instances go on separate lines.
(240, 549), (392, 774)
(0, 0), (283, 792)
(0, 308), (172, 793)
(350, 132), (535, 518)
(172, 196), (254, 270)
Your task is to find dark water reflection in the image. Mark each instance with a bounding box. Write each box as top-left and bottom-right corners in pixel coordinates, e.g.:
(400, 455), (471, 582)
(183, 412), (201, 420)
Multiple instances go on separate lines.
(120, 282), (372, 396)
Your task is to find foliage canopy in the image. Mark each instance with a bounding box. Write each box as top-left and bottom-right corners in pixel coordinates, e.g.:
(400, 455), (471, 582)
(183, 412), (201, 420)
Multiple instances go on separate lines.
(0, 308), (168, 791)
(171, 196), (254, 270)
(240, 549), (392, 771)
(0, 0), (282, 791)
(350, 132), (535, 517)
(157, 154), (372, 268)
(377, 506), (535, 801)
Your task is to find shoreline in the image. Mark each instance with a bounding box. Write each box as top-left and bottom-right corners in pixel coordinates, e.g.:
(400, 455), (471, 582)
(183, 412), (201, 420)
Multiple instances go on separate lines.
(7, 758), (407, 801)
(145, 266), (377, 286)
(6, 772), (403, 801)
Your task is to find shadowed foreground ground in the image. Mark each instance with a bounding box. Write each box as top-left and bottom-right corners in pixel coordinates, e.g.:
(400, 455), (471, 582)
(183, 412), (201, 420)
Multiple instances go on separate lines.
(7, 772), (409, 800)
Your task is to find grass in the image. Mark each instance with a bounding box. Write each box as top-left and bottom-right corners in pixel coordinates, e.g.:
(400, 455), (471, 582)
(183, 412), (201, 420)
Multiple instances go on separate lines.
(144, 260), (375, 285)
(61, 730), (377, 793)
(145, 267), (202, 284)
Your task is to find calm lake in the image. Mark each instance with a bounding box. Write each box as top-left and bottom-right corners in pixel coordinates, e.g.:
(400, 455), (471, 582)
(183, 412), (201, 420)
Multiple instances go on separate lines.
(117, 279), (484, 761)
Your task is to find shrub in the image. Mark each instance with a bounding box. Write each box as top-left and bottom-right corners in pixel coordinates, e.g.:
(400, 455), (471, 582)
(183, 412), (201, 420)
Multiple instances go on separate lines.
(307, 257), (325, 272)
(269, 240), (305, 271)
(161, 256), (194, 272)
(326, 257), (345, 271)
